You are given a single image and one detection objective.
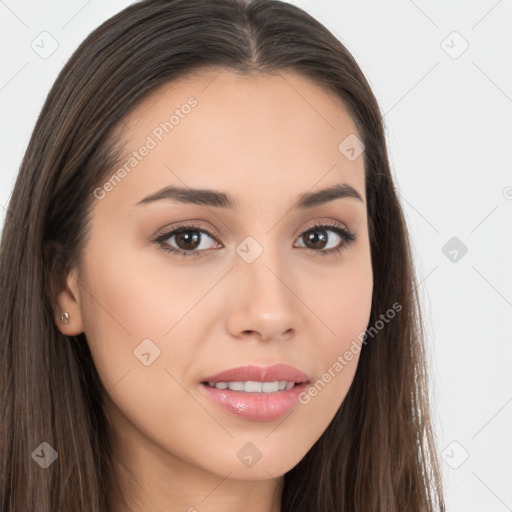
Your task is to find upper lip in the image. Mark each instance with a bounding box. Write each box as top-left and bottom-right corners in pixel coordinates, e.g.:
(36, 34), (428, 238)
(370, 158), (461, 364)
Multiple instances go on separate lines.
(201, 364), (310, 384)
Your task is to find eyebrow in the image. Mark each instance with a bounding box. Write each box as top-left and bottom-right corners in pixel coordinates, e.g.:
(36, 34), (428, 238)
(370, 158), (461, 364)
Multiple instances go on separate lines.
(134, 182), (363, 210)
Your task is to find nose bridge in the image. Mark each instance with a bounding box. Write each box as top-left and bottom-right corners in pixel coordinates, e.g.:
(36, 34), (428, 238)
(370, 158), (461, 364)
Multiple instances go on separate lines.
(238, 235), (288, 299)
(227, 234), (300, 339)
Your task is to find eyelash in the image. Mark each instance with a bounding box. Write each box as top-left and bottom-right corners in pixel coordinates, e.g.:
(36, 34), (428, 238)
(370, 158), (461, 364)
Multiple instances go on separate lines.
(153, 221), (356, 259)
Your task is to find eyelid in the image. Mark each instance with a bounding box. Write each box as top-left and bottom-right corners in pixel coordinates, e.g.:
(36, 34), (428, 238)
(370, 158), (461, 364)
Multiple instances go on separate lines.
(298, 219), (350, 236)
(153, 220), (222, 242)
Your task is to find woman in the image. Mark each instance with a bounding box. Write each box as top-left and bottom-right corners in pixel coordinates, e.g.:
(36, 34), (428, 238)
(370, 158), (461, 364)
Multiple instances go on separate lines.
(0, 0), (445, 510)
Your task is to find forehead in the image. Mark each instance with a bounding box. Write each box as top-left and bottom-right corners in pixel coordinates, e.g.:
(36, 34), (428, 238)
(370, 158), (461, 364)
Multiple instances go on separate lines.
(101, 68), (366, 211)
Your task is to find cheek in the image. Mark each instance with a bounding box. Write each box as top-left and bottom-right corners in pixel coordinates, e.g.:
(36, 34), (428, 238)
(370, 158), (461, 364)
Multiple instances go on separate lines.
(292, 252), (373, 436)
(303, 240), (373, 354)
(77, 239), (203, 392)
(78, 245), (211, 455)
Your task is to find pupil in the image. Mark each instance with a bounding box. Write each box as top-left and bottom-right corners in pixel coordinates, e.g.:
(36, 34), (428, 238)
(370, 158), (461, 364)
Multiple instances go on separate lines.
(306, 230), (327, 249)
(177, 230), (200, 250)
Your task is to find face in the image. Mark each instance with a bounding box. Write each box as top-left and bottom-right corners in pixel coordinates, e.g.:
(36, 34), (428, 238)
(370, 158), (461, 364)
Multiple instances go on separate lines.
(56, 68), (372, 494)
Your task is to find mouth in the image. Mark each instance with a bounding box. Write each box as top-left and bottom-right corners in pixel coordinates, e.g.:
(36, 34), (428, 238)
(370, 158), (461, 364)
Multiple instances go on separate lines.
(198, 364), (311, 422)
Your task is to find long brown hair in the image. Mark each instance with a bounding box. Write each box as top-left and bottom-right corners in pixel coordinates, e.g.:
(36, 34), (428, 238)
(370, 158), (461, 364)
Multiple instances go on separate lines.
(0, 0), (445, 510)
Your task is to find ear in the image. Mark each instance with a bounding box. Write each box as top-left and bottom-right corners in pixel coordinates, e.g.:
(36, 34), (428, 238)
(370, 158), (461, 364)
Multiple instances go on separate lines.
(54, 265), (85, 336)
(46, 241), (85, 336)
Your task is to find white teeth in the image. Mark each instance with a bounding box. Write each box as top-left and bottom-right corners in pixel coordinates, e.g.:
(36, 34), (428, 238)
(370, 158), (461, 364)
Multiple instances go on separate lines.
(228, 382), (245, 391)
(206, 380), (297, 392)
(244, 381), (263, 392)
(261, 381), (279, 392)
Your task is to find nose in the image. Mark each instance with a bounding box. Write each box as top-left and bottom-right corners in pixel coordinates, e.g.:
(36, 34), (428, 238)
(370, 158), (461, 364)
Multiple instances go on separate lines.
(224, 247), (303, 343)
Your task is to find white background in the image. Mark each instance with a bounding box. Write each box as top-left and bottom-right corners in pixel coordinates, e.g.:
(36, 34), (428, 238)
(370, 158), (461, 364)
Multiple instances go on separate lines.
(1, 1), (511, 510)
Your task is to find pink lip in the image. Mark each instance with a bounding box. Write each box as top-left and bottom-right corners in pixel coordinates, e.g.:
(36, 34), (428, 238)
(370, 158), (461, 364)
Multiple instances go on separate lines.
(201, 363), (309, 384)
(198, 364), (310, 422)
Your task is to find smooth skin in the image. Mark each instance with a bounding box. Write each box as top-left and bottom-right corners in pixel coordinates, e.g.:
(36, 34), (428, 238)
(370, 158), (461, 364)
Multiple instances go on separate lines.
(54, 69), (373, 512)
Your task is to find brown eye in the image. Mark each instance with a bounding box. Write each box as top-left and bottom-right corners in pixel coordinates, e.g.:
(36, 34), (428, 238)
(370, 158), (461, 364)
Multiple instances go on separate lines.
(174, 230), (202, 251)
(295, 223), (356, 256)
(155, 225), (219, 257)
(302, 228), (330, 250)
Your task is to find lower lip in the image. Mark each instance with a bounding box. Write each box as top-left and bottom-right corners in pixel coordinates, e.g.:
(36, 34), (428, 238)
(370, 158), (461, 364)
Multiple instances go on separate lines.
(198, 382), (308, 422)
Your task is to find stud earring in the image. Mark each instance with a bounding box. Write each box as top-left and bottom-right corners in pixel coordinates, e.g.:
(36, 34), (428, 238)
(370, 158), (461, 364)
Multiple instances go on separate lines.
(59, 312), (70, 325)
